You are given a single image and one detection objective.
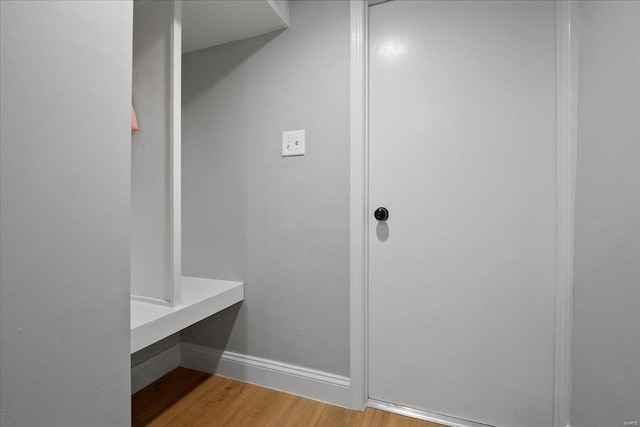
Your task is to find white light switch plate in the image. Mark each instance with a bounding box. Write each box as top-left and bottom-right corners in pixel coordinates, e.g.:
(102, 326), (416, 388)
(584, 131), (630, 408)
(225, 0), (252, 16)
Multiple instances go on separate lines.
(282, 130), (305, 157)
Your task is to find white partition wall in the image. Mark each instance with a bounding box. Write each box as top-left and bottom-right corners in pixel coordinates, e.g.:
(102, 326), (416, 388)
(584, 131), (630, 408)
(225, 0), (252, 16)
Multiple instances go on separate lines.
(1, 1), (133, 424)
(132, 0), (181, 306)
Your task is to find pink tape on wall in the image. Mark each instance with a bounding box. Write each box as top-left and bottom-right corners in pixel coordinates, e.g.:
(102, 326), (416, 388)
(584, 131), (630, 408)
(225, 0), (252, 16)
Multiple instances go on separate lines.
(131, 105), (139, 132)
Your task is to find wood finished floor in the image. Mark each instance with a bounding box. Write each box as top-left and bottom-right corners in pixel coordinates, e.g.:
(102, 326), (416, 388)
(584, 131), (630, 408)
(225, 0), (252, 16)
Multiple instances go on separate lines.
(132, 367), (445, 427)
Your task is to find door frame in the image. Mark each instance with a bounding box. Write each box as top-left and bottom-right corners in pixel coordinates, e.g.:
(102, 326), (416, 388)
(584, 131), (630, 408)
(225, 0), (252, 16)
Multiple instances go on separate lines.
(348, 2), (578, 426)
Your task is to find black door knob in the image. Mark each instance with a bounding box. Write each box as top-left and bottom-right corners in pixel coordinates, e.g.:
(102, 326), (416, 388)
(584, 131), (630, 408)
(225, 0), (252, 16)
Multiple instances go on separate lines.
(374, 207), (389, 221)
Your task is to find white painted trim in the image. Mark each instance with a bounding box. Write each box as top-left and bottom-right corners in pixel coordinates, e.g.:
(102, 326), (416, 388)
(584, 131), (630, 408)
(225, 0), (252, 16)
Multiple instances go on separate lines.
(181, 343), (351, 408)
(131, 343), (181, 394)
(368, 399), (495, 427)
(554, 2), (578, 427)
(349, 0), (368, 411)
(170, 0), (182, 307)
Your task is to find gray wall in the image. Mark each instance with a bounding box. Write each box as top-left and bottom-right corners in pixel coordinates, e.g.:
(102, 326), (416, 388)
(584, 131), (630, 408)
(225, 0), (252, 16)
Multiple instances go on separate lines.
(571, 1), (640, 426)
(132, 334), (180, 367)
(0, 1), (132, 426)
(181, 0), (350, 377)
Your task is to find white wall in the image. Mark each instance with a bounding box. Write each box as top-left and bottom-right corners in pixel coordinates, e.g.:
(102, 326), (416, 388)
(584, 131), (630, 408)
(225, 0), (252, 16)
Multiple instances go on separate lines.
(0, 1), (132, 426)
(181, 0), (351, 377)
(131, 0), (174, 302)
(571, 1), (640, 426)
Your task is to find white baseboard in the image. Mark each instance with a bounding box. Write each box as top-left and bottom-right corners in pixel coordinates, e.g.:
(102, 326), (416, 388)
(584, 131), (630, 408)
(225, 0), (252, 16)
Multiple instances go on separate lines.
(131, 343), (181, 394)
(180, 342), (351, 408)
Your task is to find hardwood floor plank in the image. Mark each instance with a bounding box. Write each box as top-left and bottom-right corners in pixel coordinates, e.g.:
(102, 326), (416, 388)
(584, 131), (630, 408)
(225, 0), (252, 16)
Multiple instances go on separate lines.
(316, 404), (366, 427)
(132, 368), (445, 427)
(132, 367), (210, 427)
(149, 376), (248, 427)
(361, 407), (387, 426)
(215, 383), (266, 426)
(265, 395), (326, 427)
(250, 392), (298, 427)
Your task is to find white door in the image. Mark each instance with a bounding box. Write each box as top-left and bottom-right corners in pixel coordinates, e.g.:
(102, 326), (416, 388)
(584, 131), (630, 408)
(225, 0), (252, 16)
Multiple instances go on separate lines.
(368, 2), (557, 426)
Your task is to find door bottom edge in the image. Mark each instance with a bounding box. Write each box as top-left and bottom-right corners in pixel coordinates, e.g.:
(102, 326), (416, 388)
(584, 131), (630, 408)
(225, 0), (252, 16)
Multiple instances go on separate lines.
(367, 398), (496, 427)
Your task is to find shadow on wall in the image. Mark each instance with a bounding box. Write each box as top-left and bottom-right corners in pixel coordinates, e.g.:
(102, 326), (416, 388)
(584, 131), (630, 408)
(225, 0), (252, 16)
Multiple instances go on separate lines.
(182, 29), (285, 112)
(182, 301), (243, 368)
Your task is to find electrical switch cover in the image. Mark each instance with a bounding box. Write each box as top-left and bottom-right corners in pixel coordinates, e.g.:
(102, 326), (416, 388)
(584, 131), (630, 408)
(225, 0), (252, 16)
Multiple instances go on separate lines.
(282, 130), (305, 157)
